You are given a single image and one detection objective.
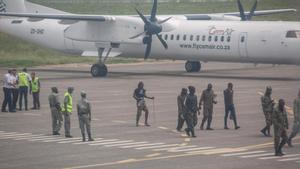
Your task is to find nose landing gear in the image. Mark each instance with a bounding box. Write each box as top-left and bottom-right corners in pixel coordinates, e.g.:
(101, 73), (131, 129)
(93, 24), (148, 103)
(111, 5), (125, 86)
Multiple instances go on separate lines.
(185, 61), (201, 72)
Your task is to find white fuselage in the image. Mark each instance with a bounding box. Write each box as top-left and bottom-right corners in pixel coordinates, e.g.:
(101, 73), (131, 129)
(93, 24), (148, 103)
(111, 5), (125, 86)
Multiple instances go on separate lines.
(0, 17), (300, 65)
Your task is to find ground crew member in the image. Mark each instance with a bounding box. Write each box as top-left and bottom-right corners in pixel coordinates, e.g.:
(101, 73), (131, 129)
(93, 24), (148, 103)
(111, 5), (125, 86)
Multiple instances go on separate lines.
(273, 99), (289, 156)
(61, 87), (74, 138)
(48, 87), (62, 135)
(184, 86), (198, 137)
(11, 69), (18, 112)
(177, 88), (187, 131)
(1, 69), (14, 112)
(260, 86), (275, 137)
(77, 91), (94, 142)
(133, 81), (154, 127)
(287, 90), (300, 147)
(199, 83), (217, 130)
(223, 83), (240, 130)
(30, 72), (40, 110)
(17, 68), (31, 111)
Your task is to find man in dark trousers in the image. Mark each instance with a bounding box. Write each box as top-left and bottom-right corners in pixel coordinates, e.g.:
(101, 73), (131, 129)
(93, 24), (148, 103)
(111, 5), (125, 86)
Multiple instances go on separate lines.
(184, 86), (198, 138)
(48, 87), (62, 135)
(177, 88), (187, 131)
(11, 69), (18, 112)
(1, 69), (14, 112)
(17, 68), (31, 111)
(30, 72), (41, 110)
(199, 84), (217, 130)
(273, 99), (289, 156)
(133, 81), (154, 127)
(287, 90), (300, 147)
(261, 86), (275, 137)
(223, 83), (240, 130)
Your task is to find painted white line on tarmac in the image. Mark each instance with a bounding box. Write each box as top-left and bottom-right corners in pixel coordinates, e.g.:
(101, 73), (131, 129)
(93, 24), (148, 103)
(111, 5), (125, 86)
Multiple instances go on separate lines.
(259, 154), (300, 160)
(73, 138), (104, 145)
(121, 143), (165, 149)
(89, 140), (133, 146)
(169, 147), (215, 153)
(222, 151), (266, 157)
(154, 145), (197, 151)
(43, 137), (80, 142)
(104, 141), (148, 147)
(58, 138), (82, 144)
(88, 139), (119, 146)
(136, 144), (179, 150)
(240, 153), (274, 158)
(278, 157), (300, 162)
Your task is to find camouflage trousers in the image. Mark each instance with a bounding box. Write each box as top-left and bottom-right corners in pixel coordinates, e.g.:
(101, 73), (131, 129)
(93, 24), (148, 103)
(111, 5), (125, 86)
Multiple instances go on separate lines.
(273, 126), (288, 152)
(264, 111), (272, 127)
(289, 121), (300, 140)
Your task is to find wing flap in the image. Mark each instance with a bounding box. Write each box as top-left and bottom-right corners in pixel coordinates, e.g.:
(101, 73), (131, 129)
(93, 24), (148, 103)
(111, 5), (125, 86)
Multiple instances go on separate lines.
(224, 9), (297, 17)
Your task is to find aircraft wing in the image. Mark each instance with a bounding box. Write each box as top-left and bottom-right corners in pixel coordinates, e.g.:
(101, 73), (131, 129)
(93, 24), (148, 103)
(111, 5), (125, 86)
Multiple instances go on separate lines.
(223, 9), (297, 17)
(0, 12), (115, 22)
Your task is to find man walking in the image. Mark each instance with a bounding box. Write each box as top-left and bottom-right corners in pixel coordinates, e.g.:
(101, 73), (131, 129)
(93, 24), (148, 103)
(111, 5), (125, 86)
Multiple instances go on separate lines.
(199, 84), (217, 130)
(273, 99), (289, 156)
(177, 88), (187, 131)
(77, 91), (94, 142)
(184, 86), (198, 137)
(223, 83), (240, 130)
(61, 87), (74, 138)
(1, 69), (14, 112)
(48, 87), (62, 135)
(260, 86), (275, 137)
(17, 68), (31, 111)
(287, 90), (300, 147)
(30, 72), (41, 110)
(133, 81), (154, 127)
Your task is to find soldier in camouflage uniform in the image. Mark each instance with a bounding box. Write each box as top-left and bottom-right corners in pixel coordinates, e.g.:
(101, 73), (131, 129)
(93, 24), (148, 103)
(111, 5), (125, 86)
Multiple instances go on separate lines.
(199, 84), (217, 130)
(177, 88), (187, 131)
(184, 86), (198, 137)
(273, 99), (289, 156)
(260, 86), (275, 137)
(48, 87), (62, 135)
(287, 90), (300, 147)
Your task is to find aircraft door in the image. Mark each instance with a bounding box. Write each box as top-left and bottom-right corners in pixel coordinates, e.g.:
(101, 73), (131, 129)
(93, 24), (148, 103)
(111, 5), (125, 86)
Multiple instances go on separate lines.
(239, 32), (248, 57)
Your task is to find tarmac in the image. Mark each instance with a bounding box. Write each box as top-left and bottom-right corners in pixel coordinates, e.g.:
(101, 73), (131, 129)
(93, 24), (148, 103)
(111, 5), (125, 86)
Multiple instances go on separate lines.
(0, 61), (300, 169)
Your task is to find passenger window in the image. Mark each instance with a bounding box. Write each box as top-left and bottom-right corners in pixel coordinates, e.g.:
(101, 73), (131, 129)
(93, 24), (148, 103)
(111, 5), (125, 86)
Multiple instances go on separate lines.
(190, 35), (193, 41)
(170, 34), (174, 40)
(214, 36), (218, 42)
(196, 35), (200, 41)
(177, 35), (180, 41)
(227, 36), (231, 42)
(183, 35), (187, 41)
(164, 34), (168, 41)
(11, 20), (23, 24)
(208, 36), (212, 42)
(202, 35), (206, 41)
(241, 36), (245, 43)
(221, 36), (224, 42)
(286, 30), (300, 38)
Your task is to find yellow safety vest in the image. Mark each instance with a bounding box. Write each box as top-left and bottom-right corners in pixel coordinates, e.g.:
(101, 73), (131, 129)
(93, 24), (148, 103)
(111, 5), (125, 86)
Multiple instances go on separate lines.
(31, 77), (39, 92)
(61, 92), (72, 113)
(18, 72), (29, 87)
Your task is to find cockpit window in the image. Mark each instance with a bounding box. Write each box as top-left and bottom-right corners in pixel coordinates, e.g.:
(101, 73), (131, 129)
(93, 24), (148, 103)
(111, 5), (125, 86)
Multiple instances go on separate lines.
(286, 31), (300, 38)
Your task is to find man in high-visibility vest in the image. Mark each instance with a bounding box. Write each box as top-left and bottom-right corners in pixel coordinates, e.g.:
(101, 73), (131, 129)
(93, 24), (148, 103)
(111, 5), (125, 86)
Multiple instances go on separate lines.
(30, 72), (41, 110)
(17, 68), (31, 111)
(61, 87), (74, 138)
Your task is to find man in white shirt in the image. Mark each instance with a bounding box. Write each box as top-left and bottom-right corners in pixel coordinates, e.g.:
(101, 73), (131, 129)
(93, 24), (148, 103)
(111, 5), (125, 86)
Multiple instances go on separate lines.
(1, 69), (15, 112)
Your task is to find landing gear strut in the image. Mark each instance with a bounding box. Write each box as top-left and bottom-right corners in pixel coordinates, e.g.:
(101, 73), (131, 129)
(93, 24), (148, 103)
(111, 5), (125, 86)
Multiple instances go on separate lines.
(90, 48), (111, 77)
(185, 61), (201, 72)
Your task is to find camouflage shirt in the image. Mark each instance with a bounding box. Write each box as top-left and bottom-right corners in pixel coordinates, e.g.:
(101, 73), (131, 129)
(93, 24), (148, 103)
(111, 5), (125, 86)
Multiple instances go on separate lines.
(294, 98), (300, 122)
(261, 95), (273, 112)
(272, 105), (289, 129)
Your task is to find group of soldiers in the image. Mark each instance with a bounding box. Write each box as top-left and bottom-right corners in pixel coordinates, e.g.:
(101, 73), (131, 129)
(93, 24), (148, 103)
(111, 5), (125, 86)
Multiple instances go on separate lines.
(2, 68), (40, 113)
(260, 87), (300, 156)
(48, 87), (94, 142)
(175, 83), (240, 138)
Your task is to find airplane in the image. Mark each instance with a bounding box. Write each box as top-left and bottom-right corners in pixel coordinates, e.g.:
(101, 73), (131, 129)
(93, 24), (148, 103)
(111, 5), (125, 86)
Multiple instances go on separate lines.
(0, 0), (299, 77)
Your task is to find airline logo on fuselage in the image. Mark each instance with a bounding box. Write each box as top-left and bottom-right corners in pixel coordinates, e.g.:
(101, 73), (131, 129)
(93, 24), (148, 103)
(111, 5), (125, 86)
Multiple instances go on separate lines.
(209, 26), (234, 36)
(0, 0), (6, 13)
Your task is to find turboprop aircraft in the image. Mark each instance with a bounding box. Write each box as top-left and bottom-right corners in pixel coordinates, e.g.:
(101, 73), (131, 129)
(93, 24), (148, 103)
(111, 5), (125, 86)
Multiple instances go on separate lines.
(0, 0), (299, 77)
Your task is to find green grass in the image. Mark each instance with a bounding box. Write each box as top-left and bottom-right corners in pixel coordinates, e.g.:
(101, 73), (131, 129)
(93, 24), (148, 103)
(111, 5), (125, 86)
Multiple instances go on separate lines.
(0, 0), (299, 68)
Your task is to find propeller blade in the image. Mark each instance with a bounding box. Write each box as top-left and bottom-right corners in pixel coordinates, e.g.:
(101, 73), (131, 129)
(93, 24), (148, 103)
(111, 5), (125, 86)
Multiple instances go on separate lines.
(129, 31), (146, 39)
(150, 0), (158, 22)
(248, 0), (258, 20)
(135, 8), (149, 24)
(158, 17), (172, 24)
(145, 35), (152, 60)
(156, 34), (168, 49)
(237, 0), (246, 21)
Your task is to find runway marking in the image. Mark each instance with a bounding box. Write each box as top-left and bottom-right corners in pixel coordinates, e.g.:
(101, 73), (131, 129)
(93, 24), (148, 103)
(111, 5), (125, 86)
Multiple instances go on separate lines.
(136, 144), (179, 150)
(43, 137), (80, 142)
(259, 154), (300, 160)
(73, 138), (104, 145)
(278, 157), (300, 162)
(184, 138), (191, 142)
(89, 140), (132, 146)
(58, 138), (82, 144)
(112, 120), (127, 124)
(189, 148), (247, 155)
(104, 141), (148, 147)
(121, 143), (165, 148)
(240, 153), (274, 158)
(158, 126), (169, 130)
(88, 139), (120, 146)
(168, 147), (215, 153)
(222, 150), (266, 157)
(145, 153), (161, 158)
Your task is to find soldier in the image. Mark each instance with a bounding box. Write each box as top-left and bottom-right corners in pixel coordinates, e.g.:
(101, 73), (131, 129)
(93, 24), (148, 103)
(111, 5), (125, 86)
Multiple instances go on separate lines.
(184, 86), (198, 138)
(260, 86), (275, 137)
(177, 88), (188, 131)
(61, 87), (74, 138)
(287, 90), (300, 147)
(77, 91), (94, 142)
(223, 83), (240, 130)
(48, 87), (62, 135)
(273, 99), (289, 156)
(199, 83), (217, 130)
(133, 81), (154, 127)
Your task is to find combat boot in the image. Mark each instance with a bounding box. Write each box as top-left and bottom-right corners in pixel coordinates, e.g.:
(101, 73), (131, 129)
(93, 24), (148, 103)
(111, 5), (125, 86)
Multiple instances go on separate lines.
(191, 129), (196, 138)
(82, 133), (86, 142)
(287, 138), (293, 147)
(88, 133), (94, 141)
(185, 128), (190, 137)
(260, 127), (267, 136)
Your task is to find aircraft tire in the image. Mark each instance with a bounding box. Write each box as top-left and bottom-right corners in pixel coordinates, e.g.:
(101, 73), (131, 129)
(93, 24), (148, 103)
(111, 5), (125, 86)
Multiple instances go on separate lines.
(185, 61), (201, 72)
(91, 64), (108, 77)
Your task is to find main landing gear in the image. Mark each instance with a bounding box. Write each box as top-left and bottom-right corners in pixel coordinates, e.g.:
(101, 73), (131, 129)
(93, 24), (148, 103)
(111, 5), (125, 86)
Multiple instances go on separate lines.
(91, 48), (112, 77)
(185, 61), (201, 73)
